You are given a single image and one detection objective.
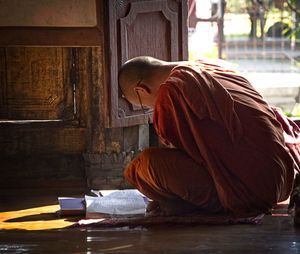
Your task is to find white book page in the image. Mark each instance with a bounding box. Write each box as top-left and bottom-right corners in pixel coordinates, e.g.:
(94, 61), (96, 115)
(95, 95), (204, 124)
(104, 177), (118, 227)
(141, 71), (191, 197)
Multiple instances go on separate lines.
(85, 189), (148, 215)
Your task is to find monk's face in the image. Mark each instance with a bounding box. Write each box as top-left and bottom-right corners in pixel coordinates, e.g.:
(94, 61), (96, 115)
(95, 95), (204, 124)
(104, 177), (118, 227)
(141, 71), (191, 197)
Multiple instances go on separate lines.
(120, 72), (162, 110)
(127, 87), (156, 109)
(124, 92), (143, 108)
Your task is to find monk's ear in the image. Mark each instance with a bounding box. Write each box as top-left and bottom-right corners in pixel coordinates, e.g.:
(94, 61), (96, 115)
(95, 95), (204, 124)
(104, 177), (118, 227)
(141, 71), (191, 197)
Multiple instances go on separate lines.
(134, 82), (151, 94)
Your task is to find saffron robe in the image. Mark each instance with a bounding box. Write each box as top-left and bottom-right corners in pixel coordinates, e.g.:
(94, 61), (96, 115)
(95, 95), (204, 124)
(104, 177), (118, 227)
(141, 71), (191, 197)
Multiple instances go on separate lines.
(125, 60), (295, 216)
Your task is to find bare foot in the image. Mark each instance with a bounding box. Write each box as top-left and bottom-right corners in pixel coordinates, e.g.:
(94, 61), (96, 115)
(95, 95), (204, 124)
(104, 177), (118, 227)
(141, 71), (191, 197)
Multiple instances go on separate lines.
(146, 200), (161, 216)
(146, 200), (199, 216)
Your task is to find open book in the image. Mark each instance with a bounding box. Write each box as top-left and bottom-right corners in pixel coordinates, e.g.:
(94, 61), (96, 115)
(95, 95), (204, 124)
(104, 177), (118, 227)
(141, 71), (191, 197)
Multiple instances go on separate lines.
(58, 189), (148, 218)
(85, 189), (148, 218)
(58, 197), (85, 216)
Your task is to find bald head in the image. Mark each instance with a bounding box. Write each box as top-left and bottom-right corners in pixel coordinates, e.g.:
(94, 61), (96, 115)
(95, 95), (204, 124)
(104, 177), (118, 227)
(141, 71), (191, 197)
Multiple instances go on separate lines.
(118, 56), (164, 95)
(118, 56), (177, 108)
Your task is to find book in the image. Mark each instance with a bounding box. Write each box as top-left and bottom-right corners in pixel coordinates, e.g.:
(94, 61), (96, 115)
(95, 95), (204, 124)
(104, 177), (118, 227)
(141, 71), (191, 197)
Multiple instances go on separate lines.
(58, 197), (86, 216)
(85, 189), (148, 218)
(58, 189), (148, 218)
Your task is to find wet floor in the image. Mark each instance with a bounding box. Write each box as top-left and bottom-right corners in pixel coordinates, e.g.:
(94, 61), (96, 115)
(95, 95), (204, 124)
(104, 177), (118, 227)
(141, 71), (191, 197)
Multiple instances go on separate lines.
(1, 192), (300, 253)
(1, 216), (300, 254)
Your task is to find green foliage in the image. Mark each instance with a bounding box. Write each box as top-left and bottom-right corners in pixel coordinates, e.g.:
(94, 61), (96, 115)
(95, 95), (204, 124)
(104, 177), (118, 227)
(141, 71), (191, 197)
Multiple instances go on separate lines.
(285, 0), (300, 40)
(288, 0), (300, 6)
(226, 0), (271, 14)
(237, 0), (299, 38)
(226, 0), (247, 13)
(286, 103), (300, 118)
(285, 112), (293, 117)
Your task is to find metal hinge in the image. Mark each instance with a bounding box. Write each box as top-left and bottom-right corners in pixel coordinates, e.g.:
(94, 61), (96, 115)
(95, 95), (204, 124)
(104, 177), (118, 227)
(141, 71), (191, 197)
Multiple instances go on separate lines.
(70, 48), (79, 117)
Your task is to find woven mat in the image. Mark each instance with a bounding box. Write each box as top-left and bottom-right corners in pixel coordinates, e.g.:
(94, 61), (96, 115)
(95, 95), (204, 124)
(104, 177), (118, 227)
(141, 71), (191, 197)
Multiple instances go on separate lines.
(69, 201), (292, 228)
(72, 213), (265, 228)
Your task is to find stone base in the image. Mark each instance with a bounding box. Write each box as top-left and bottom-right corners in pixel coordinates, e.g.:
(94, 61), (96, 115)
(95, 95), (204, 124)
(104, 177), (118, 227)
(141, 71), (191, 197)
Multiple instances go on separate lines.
(84, 151), (137, 190)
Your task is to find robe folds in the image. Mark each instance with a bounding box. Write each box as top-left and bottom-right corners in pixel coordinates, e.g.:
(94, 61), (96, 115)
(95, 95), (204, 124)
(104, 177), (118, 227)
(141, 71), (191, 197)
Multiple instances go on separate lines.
(125, 60), (295, 216)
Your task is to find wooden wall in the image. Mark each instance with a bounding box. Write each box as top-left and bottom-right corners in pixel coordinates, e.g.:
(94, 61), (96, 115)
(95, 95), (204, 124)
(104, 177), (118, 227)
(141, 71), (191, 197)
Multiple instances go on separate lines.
(84, 47), (150, 189)
(0, 46), (152, 191)
(0, 0), (187, 192)
(0, 47), (144, 191)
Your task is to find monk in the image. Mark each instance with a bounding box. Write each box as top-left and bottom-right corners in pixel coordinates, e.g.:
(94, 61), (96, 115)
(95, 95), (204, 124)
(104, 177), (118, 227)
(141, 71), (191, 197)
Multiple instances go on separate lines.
(118, 56), (295, 217)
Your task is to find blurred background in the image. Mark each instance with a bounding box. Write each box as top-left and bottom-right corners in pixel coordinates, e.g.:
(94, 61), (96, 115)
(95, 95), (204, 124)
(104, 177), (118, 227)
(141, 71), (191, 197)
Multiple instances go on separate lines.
(188, 0), (300, 115)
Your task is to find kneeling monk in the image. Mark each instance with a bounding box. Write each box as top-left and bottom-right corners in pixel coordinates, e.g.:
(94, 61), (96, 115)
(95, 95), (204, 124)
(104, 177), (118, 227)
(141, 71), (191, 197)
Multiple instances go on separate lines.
(118, 56), (295, 216)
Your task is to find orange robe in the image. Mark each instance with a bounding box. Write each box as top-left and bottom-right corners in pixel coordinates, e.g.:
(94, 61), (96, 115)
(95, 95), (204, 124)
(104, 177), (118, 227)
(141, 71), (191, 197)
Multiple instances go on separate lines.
(125, 60), (295, 216)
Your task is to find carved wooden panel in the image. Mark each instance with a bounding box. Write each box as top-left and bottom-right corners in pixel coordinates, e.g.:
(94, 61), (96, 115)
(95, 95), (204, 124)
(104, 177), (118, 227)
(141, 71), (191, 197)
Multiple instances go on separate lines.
(0, 47), (91, 190)
(0, 47), (74, 120)
(106, 0), (188, 127)
(0, 47), (92, 155)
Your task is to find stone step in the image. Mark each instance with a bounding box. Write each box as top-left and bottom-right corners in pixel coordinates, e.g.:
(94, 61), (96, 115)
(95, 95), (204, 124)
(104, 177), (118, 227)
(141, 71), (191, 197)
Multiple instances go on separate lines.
(242, 72), (300, 112)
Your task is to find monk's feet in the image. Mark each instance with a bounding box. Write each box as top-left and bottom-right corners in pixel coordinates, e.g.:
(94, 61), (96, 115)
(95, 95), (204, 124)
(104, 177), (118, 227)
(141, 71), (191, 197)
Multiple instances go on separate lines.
(146, 200), (161, 216)
(146, 200), (200, 216)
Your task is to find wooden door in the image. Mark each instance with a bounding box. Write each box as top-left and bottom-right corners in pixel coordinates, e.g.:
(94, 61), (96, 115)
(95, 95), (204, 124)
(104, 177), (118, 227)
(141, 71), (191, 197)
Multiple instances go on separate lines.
(0, 47), (88, 189)
(0, 48), (74, 120)
(105, 0), (188, 127)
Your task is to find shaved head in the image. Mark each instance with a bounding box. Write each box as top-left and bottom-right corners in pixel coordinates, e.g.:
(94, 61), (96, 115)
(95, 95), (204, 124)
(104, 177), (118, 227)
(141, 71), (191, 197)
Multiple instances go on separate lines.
(118, 56), (178, 108)
(118, 56), (165, 98)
